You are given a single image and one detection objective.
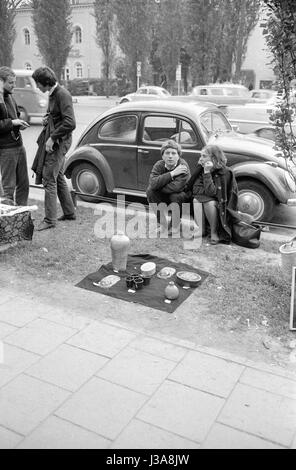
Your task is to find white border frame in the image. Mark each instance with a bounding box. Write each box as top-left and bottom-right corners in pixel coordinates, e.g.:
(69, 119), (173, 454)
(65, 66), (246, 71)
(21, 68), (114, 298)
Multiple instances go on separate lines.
(290, 267), (296, 331)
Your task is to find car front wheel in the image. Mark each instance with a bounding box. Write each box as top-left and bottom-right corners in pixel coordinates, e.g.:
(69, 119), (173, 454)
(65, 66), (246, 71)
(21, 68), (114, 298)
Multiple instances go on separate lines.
(71, 163), (106, 202)
(237, 179), (275, 222)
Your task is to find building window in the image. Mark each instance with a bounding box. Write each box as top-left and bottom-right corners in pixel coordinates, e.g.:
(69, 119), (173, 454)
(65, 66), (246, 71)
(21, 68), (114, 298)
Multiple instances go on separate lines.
(25, 62), (32, 70)
(62, 67), (70, 81)
(74, 26), (82, 44)
(24, 29), (30, 45)
(75, 62), (83, 78)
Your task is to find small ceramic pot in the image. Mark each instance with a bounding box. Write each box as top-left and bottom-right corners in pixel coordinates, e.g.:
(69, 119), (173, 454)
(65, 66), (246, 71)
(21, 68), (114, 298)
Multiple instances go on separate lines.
(126, 277), (134, 289)
(134, 278), (144, 290)
(165, 282), (180, 300)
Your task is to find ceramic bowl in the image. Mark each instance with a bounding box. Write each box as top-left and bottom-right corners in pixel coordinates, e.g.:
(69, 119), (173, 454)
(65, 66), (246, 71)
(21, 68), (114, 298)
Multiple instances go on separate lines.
(141, 262), (156, 277)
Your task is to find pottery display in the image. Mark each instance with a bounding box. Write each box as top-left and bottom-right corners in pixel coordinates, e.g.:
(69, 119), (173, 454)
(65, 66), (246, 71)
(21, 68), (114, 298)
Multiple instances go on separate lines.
(110, 231), (130, 272)
(176, 271), (202, 288)
(93, 275), (121, 289)
(140, 262), (156, 277)
(165, 282), (180, 300)
(157, 267), (176, 279)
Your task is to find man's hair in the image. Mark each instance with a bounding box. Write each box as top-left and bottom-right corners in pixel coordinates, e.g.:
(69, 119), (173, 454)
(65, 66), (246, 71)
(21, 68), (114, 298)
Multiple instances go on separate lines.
(161, 139), (182, 157)
(202, 144), (227, 169)
(32, 66), (57, 87)
(0, 67), (15, 82)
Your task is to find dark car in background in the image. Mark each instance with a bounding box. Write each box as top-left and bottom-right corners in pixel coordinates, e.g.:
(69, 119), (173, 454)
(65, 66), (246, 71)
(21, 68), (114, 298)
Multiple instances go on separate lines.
(64, 100), (296, 221)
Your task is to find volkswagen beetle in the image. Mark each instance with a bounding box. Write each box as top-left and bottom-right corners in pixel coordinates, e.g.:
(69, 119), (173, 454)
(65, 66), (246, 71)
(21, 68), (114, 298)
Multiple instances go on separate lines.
(64, 100), (296, 221)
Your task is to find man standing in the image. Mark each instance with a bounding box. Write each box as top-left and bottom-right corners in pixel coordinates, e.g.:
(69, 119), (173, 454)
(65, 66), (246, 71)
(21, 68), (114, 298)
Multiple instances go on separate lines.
(0, 67), (30, 206)
(32, 66), (76, 231)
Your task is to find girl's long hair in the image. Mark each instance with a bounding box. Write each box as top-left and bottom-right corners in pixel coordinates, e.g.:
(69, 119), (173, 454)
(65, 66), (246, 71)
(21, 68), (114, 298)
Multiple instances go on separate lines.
(202, 145), (227, 169)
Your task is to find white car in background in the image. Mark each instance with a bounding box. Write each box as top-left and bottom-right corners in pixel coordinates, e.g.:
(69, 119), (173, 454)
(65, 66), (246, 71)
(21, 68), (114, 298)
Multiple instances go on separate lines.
(227, 94), (296, 141)
(250, 89), (277, 103)
(189, 83), (254, 105)
(118, 85), (171, 104)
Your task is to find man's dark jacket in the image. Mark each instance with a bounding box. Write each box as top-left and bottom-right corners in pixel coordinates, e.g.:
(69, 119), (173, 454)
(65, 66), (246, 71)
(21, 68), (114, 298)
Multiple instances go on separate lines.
(0, 92), (22, 149)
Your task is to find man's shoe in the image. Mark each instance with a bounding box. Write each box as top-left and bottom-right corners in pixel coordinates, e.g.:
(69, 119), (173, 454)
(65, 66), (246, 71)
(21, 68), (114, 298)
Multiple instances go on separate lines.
(58, 214), (76, 221)
(37, 221), (56, 231)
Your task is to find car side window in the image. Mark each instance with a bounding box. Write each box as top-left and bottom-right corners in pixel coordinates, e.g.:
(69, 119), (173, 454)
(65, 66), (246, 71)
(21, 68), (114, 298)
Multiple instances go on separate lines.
(143, 116), (177, 142)
(142, 115), (202, 148)
(200, 111), (232, 137)
(148, 89), (158, 95)
(98, 115), (137, 142)
(138, 89), (147, 95)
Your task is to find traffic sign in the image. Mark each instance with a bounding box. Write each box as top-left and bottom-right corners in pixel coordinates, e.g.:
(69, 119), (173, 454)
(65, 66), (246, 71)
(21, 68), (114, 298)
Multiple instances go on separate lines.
(176, 64), (182, 81)
(137, 62), (142, 77)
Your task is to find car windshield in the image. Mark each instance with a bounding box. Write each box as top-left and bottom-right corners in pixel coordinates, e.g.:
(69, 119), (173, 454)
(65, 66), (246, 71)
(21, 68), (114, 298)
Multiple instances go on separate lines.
(199, 111), (232, 140)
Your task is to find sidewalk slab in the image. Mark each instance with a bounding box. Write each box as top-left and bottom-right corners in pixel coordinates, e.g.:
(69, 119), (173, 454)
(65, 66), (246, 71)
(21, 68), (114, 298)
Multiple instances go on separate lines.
(202, 423), (285, 449)
(128, 335), (187, 363)
(66, 322), (137, 358)
(17, 416), (111, 449)
(137, 380), (224, 443)
(0, 344), (40, 388)
(25, 344), (109, 392)
(4, 318), (77, 356)
(0, 322), (17, 340)
(55, 377), (147, 440)
(96, 347), (176, 396)
(0, 297), (51, 327)
(240, 367), (296, 400)
(0, 374), (70, 436)
(110, 419), (200, 449)
(0, 426), (23, 449)
(217, 383), (296, 447)
(168, 350), (245, 398)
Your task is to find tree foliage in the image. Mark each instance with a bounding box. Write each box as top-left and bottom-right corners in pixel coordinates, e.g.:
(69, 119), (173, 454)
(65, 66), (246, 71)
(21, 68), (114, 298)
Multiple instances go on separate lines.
(153, 0), (187, 87)
(0, 0), (24, 66)
(32, 0), (73, 81)
(183, 0), (259, 86)
(113, 0), (155, 89)
(262, 0), (296, 175)
(94, 0), (115, 97)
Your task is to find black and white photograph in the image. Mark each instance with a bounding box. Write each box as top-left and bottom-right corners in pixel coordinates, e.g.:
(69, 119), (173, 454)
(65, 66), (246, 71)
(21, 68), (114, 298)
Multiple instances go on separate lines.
(0, 0), (296, 455)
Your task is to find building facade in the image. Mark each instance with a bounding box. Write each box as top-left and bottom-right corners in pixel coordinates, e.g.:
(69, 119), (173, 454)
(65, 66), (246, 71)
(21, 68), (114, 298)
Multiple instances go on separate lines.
(12, 0), (103, 80)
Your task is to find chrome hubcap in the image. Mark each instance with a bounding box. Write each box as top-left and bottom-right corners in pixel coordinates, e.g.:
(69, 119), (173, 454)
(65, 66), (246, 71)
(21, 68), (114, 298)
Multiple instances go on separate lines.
(77, 170), (100, 195)
(238, 190), (264, 220)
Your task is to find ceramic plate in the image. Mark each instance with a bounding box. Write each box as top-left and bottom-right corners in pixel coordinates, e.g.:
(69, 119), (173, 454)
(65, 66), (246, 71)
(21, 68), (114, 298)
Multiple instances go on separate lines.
(157, 267), (176, 279)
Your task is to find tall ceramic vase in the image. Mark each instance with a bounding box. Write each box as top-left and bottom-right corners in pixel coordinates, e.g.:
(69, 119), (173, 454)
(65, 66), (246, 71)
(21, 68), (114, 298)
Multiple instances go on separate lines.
(110, 231), (130, 272)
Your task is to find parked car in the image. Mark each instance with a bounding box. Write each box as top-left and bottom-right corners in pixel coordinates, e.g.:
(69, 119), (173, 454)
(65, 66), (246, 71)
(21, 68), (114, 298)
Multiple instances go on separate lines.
(226, 96), (296, 141)
(189, 83), (254, 105)
(64, 100), (296, 221)
(13, 69), (48, 123)
(250, 89), (277, 103)
(118, 85), (171, 104)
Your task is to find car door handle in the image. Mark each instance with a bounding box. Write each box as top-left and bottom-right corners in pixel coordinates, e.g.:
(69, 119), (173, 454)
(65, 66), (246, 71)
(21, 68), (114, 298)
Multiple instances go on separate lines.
(138, 149), (150, 155)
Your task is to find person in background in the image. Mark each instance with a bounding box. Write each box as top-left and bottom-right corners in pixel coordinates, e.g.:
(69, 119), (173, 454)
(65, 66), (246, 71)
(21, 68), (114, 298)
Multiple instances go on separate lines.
(0, 68), (30, 206)
(146, 139), (190, 235)
(186, 144), (238, 245)
(32, 66), (76, 231)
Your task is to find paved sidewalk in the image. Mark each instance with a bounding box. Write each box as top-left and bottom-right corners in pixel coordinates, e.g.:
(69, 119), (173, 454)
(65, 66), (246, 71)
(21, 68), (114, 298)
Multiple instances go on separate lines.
(0, 277), (296, 450)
